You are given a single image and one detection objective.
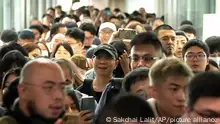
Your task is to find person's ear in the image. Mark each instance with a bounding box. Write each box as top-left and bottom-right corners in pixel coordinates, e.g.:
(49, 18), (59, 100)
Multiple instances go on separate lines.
(114, 59), (119, 69)
(150, 86), (157, 99)
(17, 83), (29, 100)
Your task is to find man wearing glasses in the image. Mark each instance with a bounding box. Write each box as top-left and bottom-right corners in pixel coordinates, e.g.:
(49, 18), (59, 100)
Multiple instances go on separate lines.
(182, 39), (209, 73)
(129, 31), (164, 70)
(5, 58), (66, 123)
(185, 71), (220, 124)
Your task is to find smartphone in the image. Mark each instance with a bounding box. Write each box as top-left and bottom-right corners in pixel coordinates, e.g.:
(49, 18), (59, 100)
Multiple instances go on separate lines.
(80, 96), (96, 120)
(118, 28), (137, 40)
(62, 112), (80, 124)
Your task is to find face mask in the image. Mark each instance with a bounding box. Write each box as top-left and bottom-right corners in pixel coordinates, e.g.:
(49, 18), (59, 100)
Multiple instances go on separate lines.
(41, 50), (49, 57)
(210, 57), (220, 66)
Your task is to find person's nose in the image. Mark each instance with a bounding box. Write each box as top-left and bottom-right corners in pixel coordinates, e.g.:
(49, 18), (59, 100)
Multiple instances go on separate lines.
(176, 89), (185, 102)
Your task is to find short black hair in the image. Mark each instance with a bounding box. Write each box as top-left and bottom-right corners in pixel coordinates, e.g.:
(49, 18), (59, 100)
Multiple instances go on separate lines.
(50, 42), (74, 58)
(130, 31), (163, 54)
(205, 36), (220, 54)
(123, 67), (149, 92)
(42, 13), (53, 19)
(50, 23), (66, 39)
(187, 71), (220, 111)
(97, 94), (155, 124)
(79, 23), (96, 36)
(175, 30), (188, 41)
(113, 8), (121, 13)
(47, 7), (55, 12)
(66, 28), (85, 43)
(29, 25), (44, 35)
(2, 77), (19, 113)
(154, 24), (174, 36)
(180, 20), (193, 26)
(178, 25), (196, 36)
(182, 39), (210, 58)
(18, 29), (35, 41)
(82, 10), (90, 17)
(1, 29), (18, 43)
(0, 42), (28, 59)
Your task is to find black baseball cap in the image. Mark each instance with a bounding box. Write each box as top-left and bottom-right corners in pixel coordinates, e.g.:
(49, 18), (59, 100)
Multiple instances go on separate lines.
(93, 44), (118, 59)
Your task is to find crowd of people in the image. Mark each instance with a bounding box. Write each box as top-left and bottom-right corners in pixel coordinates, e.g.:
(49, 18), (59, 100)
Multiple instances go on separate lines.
(0, 4), (219, 124)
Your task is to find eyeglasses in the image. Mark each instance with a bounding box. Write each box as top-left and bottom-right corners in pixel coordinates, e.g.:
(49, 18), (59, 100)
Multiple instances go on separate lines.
(25, 82), (67, 95)
(129, 55), (160, 64)
(185, 54), (206, 61)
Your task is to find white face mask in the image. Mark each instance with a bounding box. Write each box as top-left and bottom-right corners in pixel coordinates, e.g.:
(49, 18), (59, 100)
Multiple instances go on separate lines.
(210, 57), (220, 66)
(41, 50), (49, 57)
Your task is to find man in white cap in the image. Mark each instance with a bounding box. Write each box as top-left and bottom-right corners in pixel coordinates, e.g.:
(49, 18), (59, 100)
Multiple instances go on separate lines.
(98, 22), (117, 44)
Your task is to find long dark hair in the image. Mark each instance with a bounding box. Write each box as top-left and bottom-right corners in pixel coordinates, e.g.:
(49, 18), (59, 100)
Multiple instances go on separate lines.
(50, 42), (74, 58)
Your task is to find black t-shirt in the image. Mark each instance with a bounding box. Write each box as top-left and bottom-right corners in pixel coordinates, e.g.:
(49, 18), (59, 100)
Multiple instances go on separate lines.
(77, 79), (103, 102)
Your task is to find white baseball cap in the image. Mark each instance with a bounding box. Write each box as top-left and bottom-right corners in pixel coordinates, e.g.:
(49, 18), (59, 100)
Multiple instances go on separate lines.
(99, 22), (117, 32)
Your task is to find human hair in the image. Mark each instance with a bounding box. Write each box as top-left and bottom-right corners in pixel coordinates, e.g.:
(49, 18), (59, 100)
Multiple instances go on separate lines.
(22, 43), (41, 53)
(187, 71), (220, 111)
(2, 78), (19, 113)
(178, 25), (196, 36)
(0, 115), (18, 124)
(29, 25), (44, 35)
(18, 29), (35, 41)
(205, 59), (219, 71)
(54, 59), (74, 79)
(123, 67), (149, 92)
(66, 28), (85, 44)
(42, 13), (52, 19)
(50, 23), (66, 39)
(79, 23), (96, 36)
(110, 40), (128, 57)
(154, 24), (174, 36)
(182, 39), (210, 58)
(130, 31), (163, 56)
(109, 16), (120, 21)
(1, 68), (21, 90)
(180, 20), (193, 26)
(36, 42), (50, 56)
(97, 94), (155, 124)
(70, 55), (88, 70)
(65, 22), (78, 29)
(149, 57), (193, 87)
(0, 42), (28, 59)
(175, 30), (188, 41)
(55, 5), (62, 10)
(47, 7), (55, 12)
(0, 29), (18, 43)
(82, 10), (90, 17)
(113, 8), (121, 13)
(205, 36), (220, 54)
(50, 42), (74, 58)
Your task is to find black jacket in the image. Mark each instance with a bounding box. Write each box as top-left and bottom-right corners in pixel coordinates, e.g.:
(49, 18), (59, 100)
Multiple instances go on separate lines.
(2, 100), (63, 124)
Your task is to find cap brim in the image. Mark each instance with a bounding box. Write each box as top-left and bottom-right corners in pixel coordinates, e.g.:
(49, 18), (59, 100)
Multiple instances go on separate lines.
(94, 48), (115, 58)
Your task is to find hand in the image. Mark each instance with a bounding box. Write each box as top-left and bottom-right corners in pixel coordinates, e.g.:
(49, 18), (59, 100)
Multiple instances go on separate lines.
(79, 110), (94, 124)
(108, 31), (121, 43)
(119, 50), (130, 75)
(54, 119), (62, 124)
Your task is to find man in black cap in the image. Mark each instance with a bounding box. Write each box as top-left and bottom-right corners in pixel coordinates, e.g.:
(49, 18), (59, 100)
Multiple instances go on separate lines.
(78, 44), (118, 102)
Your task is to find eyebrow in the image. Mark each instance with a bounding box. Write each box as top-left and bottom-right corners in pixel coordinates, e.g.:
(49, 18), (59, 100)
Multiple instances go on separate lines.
(168, 83), (181, 87)
(187, 52), (205, 54)
(43, 80), (66, 85)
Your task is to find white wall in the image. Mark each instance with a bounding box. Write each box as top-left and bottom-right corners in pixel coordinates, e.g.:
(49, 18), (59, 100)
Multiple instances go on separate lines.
(125, 0), (155, 13)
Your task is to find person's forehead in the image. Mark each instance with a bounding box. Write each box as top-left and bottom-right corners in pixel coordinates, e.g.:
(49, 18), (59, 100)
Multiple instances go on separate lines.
(30, 49), (41, 53)
(57, 46), (67, 51)
(131, 44), (157, 55)
(164, 75), (189, 87)
(158, 29), (176, 37)
(186, 46), (205, 53)
(176, 35), (187, 40)
(101, 28), (113, 32)
(193, 97), (220, 112)
(84, 31), (93, 36)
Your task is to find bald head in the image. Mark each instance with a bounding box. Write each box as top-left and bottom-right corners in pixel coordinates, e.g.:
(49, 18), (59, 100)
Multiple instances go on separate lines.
(19, 58), (65, 84)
